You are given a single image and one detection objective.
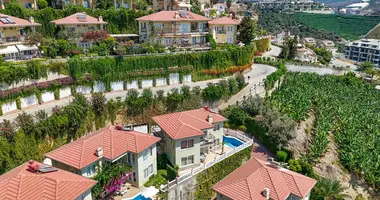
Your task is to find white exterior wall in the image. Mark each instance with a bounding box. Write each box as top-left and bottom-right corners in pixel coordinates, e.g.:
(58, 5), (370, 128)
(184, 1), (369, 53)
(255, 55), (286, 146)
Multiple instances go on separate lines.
(211, 122), (224, 146)
(164, 133), (176, 166)
(41, 91), (55, 103)
(142, 79), (153, 88)
(175, 136), (201, 168)
(111, 81), (124, 91)
(210, 24), (238, 44)
(127, 80), (138, 89)
(93, 82), (106, 93)
(136, 144), (158, 187)
(1, 101), (17, 114)
(59, 87), (71, 98)
(20, 95), (38, 108)
(216, 193), (232, 200)
(75, 189), (93, 200)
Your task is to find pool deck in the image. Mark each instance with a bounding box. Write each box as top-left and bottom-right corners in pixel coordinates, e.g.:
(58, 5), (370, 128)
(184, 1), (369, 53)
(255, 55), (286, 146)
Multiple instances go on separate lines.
(113, 185), (141, 200)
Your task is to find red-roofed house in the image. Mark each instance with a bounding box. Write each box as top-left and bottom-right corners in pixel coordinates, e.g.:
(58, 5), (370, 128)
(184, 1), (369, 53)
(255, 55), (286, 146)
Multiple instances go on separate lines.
(51, 0), (94, 9)
(51, 12), (107, 48)
(0, 14), (41, 60)
(137, 11), (211, 48)
(44, 125), (161, 187)
(0, 160), (97, 200)
(153, 0), (191, 11)
(212, 157), (317, 200)
(152, 107), (227, 169)
(209, 16), (239, 44)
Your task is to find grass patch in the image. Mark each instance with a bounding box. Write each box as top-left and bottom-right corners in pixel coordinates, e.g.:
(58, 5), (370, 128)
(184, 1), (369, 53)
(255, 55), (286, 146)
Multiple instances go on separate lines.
(144, 169), (168, 188)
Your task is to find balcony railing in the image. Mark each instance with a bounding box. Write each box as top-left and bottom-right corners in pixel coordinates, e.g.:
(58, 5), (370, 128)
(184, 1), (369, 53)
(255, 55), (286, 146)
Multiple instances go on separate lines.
(0, 36), (28, 45)
(159, 29), (208, 35)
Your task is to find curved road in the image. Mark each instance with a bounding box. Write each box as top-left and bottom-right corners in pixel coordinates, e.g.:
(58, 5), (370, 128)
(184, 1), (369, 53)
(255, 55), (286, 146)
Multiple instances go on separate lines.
(0, 64), (277, 122)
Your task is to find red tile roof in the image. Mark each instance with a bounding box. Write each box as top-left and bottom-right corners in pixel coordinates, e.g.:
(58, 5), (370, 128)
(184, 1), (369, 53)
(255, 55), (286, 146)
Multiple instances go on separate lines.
(137, 11), (210, 22)
(0, 161), (96, 200)
(0, 14), (40, 27)
(212, 158), (317, 200)
(45, 126), (160, 169)
(152, 108), (227, 139)
(52, 12), (107, 25)
(208, 16), (240, 25)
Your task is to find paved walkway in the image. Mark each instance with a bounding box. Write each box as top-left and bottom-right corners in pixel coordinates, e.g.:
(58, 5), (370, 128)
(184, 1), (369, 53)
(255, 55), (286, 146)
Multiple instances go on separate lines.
(0, 64), (277, 122)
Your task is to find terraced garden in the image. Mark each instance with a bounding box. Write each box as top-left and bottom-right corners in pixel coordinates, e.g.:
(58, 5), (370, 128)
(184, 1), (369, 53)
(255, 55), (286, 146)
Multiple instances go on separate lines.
(268, 72), (380, 187)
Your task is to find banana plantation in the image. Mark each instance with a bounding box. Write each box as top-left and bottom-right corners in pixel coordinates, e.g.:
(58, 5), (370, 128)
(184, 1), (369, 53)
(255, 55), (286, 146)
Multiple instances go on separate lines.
(268, 72), (380, 188)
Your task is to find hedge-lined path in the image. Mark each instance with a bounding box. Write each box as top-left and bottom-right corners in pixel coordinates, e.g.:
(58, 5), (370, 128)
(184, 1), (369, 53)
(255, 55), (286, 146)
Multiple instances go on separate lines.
(0, 64), (277, 122)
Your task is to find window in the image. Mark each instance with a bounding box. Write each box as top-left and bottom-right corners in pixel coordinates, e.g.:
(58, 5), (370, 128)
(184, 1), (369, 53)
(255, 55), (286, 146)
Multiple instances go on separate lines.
(143, 146), (153, 161)
(213, 124), (220, 131)
(181, 139), (194, 149)
(144, 164), (153, 178)
(200, 36), (205, 43)
(192, 37), (196, 44)
(181, 155), (194, 166)
(181, 23), (189, 33)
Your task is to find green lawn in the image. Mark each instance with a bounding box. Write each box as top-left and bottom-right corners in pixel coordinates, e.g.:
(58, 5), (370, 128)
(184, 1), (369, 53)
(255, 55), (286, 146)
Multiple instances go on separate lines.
(144, 170), (168, 188)
(294, 13), (380, 40)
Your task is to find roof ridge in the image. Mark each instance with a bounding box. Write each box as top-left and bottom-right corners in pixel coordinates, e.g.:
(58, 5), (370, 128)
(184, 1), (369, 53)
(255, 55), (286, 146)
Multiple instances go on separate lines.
(15, 174), (23, 199)
(263, 167), (281, 200)
(78, 140), (85, 169)
(290, 171), (303, 197)
(183, 112), (213, 125)
(109, 126), (114, 159)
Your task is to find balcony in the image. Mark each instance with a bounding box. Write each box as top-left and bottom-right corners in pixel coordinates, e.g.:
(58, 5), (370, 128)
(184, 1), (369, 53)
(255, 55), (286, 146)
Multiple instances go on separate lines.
(141, 27), (147, 33)
(0, 36), (28, 46)
(200, 134), (215, 146)
(216, 30), (226, 34)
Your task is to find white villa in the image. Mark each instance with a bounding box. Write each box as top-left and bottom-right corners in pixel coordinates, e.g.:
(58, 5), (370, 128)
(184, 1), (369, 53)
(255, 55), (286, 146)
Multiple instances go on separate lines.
(44, 125), (160, 188)
(152, 107), (227, 169)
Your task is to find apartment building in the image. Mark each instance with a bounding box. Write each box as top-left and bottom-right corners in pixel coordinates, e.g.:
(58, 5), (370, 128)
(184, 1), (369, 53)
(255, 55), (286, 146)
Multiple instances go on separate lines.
(153, 0), (191, 11)
(344, 39), (380, 67)
(51, 12), (107, 48)
(209, 16), (239, 44)
(152, 107), (227, 169)
(0, 14), (41, 60)
(1, 0), (37, 9)
(0, 160), (96, 200)
(44, 125), (161, 187)
(213, 157), (317, 200)
(137, 10), (210, 48)
(51, 0), (94, 8)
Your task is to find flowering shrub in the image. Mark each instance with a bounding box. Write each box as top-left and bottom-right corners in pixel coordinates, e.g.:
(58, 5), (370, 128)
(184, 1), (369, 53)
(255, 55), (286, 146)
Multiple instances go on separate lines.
(65, 49), (82, 57)
(82, 30), (109, 42)
(0, 77), (73, 100)
(201, 64), (251, 76)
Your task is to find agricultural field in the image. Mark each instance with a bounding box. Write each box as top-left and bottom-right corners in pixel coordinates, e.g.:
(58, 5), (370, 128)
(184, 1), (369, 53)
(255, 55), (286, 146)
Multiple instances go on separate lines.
(293, 13), (380, 40)
(268, 73), (380, 187)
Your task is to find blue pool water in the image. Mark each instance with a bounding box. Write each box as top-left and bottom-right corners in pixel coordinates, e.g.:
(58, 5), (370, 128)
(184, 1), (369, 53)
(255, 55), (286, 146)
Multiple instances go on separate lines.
(223, 135), (243, 148)
(131, 194), (151, 200)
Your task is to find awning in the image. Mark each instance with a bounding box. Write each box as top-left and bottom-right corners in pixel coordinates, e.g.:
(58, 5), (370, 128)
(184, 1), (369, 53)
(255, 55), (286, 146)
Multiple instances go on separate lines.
(0, 45), (18, 55)
(178, 3), (192, 7)
(16, 44), (39, 51)
(141, 186), (159, 198)
(110, 34), (139, 37)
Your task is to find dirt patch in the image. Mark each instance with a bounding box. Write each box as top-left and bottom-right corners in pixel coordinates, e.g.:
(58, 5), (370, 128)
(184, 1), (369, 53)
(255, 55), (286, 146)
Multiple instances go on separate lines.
(313, 134), (377, 200)
(286, 111), (315, 159)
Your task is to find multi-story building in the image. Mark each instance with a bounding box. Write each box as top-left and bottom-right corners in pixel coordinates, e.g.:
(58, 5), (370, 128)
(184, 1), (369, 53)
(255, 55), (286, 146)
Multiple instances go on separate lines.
(0, 160), (96, 200)
(212, 157), (317, 200)
(113, 0), (136, 9)
(51, 12), (107, 48)
(137, 10), (210, 48)
(303, 37), (316, 46)
(44, 125), (161, 187)
(153, 0), (191, 11)
(51, 0), (94, 8)
(0, 14), (41, 60)
(344, 39), (380, 67)
(152, 107), (227, 169)
(1, 0), (37, 9)
(209, 16), (239, 44)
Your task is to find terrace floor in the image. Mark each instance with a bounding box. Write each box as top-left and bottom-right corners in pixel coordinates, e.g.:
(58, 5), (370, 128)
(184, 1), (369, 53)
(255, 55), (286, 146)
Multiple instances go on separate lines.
(113, 185), (140, 200)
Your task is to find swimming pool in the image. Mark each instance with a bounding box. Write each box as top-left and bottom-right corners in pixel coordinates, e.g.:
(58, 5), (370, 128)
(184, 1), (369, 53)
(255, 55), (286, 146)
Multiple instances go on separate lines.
(129, 193), (151, 200)
(223, 135), (244, 148)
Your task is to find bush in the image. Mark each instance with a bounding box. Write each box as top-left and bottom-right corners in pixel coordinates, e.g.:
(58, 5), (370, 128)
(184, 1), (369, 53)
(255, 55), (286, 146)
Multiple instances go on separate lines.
(166, 164), (178, 181)
(276, 150), (288, 162)
(238, 125), (247, 132)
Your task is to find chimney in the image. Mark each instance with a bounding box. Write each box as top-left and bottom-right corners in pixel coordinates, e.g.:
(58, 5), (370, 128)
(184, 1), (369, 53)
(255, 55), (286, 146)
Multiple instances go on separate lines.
(208, 114), (213, 124)
(98, 16), (103, 22)
(175, 12), (179, 19)
(96, 147), (104, 158)
(28, 16), (34, 24)
(204, 106), (209, 111)
(27, 160), (39, 172)
(262, 188), (270, 200)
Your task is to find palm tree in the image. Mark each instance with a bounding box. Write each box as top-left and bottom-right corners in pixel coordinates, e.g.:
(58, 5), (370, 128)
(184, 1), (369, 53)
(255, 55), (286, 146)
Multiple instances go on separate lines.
(313, 178), (348, 200)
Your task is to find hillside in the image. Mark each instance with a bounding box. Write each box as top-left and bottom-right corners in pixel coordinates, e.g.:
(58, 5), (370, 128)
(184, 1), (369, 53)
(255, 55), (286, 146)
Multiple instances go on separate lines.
(365, 23), (380, 39)
(293, 13), (380, 40)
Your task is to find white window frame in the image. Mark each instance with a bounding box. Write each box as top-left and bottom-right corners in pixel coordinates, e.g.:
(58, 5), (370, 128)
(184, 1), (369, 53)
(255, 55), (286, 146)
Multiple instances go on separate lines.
(181, 155), (194, 166)
(181, 139), (194, 149)
(143, 146), (153, 161)
(144, 164), (153, 179)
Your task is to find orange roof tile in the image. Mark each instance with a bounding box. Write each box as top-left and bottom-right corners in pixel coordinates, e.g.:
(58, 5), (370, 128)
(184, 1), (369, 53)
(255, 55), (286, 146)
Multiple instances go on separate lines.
(208, 16), (240, 25)
(45, 126), (160, 169)
(212, 158), (317, 200)
(0, 13), (40, 27)
(51, 12), (107, 25)
(137, 11), (210, 22)
(0, 161), (96, 200)
(152, 108), (227, 139)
